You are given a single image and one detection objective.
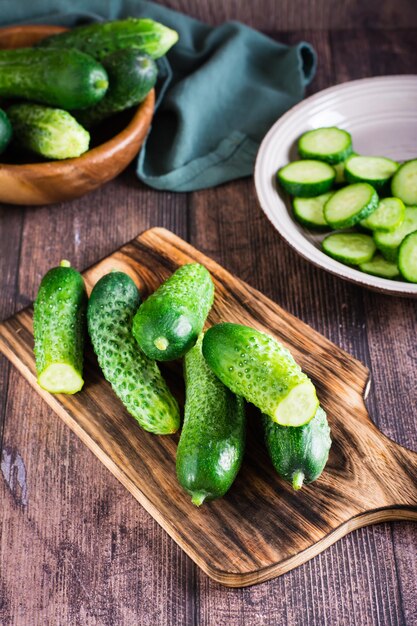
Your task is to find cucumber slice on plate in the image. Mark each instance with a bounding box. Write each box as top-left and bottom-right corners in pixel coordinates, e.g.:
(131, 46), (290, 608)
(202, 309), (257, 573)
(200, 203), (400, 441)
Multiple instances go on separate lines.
(298, 127), (352, 164)
(345, 155), (399, 190)
(398, 231), (417, 282)
(374, 206), (417, 261)
(391, 159), (417, 206)
(292, 192), (333, 229)
(360, 197), (405, 232)
(322, 233), (376, 265)
(323, 183), (378, 228)
(277, 160), (335, 197)
(359, 254), (400, 279)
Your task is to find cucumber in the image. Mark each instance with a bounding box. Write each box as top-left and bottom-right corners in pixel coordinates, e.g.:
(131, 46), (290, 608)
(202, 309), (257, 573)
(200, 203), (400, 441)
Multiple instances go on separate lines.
(0, 107), (12, 155)
(391, 159), (417, 206)
(345, 155), (399, 190)
(323, 183), (378, 228)
(176, 334), (245, 506)
(132, 263), (214, 362)
(263, 406), (331, 490)
(0, 48), (108, 110)
(38, 18), (179, 61)
(359, 254), (400, 279)
(360, 197), (405, 232)
(202, 323), (319, 427)
(298, 127), (352, 164)
(322, 233), (376, 265)
(398, 231), (417, 282)
(277, 160), (335, 197)
(8, 104), (90, 160)
(87, 272), (180, 435)
(332, 152), (358, 185)
(74, 50), (157, 128)
(374, 206), (417, 262)
(292, 192), (333, 229)
(33, 260), (86, 394)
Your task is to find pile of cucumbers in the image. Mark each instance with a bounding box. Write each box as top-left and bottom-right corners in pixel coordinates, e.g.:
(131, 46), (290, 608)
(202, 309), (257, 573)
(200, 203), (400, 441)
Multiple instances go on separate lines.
(33, 261), (332, 506)
(0, 18), (178, 160)
(277, 127), (417, 283)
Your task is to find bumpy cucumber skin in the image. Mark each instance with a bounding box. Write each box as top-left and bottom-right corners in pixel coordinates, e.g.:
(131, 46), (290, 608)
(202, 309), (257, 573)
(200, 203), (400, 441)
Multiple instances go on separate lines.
(38, 18), (179, 61)
(202, 323), (316, 423)
(0, 48), (108, 110)
(263, 406), (331, 490)
(176, 335), (246, 505)
(0, 107), (12, 154)
(87, 272), (180, 435)
(133, 263), (214, 362)
(33, 264), (86, 392)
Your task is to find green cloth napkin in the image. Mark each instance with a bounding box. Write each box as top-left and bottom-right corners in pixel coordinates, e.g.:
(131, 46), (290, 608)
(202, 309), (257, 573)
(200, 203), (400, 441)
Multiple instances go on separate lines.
(0, 1), (317, 191)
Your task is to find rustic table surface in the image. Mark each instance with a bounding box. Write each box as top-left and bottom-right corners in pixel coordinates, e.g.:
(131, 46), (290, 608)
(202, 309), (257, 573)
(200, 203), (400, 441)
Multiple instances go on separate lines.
(1, 2), (416, 624)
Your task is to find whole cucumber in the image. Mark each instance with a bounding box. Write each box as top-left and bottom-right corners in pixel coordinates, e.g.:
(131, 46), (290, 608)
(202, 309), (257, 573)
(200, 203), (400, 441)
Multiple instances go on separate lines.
(176, 334), (245, 506)
(33, 260), (87, 394)
(87, 272), (180, 435)
(263, 406), (331, 490)
(0, 107), (12, 154)
(202, 323), (319, 427)
(132, 263), (214, 361)
(0, 48), (108, 109)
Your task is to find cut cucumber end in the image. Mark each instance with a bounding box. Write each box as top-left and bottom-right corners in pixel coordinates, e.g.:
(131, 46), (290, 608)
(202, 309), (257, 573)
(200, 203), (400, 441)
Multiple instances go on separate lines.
(292, 470), (305, 490)
(60, 259), (71, 268)
(191, 491), (207, 506)
(154, 336), (169, 351)
(38, 363), (84, 394)
(273, 380), (319, 427)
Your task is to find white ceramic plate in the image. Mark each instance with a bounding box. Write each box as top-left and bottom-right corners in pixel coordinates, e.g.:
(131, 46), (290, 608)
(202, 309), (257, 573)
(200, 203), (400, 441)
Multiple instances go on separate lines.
(254, 75), (417, 296)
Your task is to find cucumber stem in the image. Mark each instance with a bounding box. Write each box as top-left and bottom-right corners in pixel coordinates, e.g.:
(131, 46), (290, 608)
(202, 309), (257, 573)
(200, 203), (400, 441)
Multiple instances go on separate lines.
(292, 470), (305, 490)
(191, 492), (206, 507)
(154, 337), (169, 351)
(60, 259), (71, 268)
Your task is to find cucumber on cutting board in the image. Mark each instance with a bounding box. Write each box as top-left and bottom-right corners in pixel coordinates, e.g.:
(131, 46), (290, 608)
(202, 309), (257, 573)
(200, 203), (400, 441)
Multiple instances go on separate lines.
(0, 107), (12, 154)
(133, 263), (214, 361)
(202, 323), (319, 427)
(277, 160), (335, 197)
(322, 233), (376, 265)
(345, 155), (399, 190)
(87, 272), (180, 435)
(360, 197), (405, 232)
(263, 406), (331, 490)
(292, 192), (333, 229)
(298, 127), (352, 164)
(391, 159), (417, 206)
(176, 334), (246, 506)
(33, 260), (87, 394)
(374, 206), (417, 262)
(323, 183), (378, 228)
(398, 231), (417, 282)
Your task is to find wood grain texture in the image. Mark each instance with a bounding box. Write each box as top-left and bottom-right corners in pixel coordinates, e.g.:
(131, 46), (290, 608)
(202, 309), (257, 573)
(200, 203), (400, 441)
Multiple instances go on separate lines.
(1, 227), (416, 588)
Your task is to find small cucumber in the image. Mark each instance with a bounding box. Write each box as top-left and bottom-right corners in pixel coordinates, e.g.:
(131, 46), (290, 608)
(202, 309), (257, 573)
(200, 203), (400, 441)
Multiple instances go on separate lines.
(292, 192), (333, 229)
(359, 254), (400, 279)
(277, 160), (335, 197)
(33, 260), (87, 394)
(391, 159), (417, 206)
(0, 107), (12, 154)
(398, 231), (417, 282)
(374, 206), (417, 262)
(322, 233), (376, 265)
(176, 334), (246, 506)
(133, 263), (214, 361)
(360, 197), (405, 232)
(87, 272), (180, 434)
(202, 323), (319, 427)
(345, 155), (399, 190)
(298, 127), (352, 164)
(323, 183), (378, 228)
(263, 406), (331, 490)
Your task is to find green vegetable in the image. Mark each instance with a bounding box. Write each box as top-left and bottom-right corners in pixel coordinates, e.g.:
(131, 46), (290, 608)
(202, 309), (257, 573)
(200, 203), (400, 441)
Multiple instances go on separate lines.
(0, 107), (12, 154)
(38, 18), (179, 61)
(8, 104), (90, 160)
(87, 272), (180, 434)
(176, 334), (246, 506)
(0, 48), (108, 109)
(374, 206), (417, 261)
(391, 159), (417, 206)
(33, 260), (86, 394)
(398, 231), (417, 282)
(323, 183), (378, 229)
(359, 254), (400, 279)
(322, 233), (376, 265)
(74, 49), (157, 128)
(133, 263), (214, 361)
(292, 192), (333, 229)
(298, 127), (352, 164)
(277, 160), (335, 197)
(345, 155), (399, 190)
(360, 197), (405, 232)
(202, 323), (319, 427)
(263, 406), (331, 490)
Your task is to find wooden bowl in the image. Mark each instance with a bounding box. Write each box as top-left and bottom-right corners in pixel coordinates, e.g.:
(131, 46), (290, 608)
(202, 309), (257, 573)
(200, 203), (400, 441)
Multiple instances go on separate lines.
(0, 25), (155, 205)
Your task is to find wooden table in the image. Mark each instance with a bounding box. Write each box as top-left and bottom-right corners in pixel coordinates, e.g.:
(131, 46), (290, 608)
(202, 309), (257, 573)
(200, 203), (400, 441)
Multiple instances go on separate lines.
(1, 5), (416, 625)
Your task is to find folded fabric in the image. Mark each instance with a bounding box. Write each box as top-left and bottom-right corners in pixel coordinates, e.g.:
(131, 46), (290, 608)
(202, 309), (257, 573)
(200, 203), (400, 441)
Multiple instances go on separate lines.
(0, 0), (317, 191)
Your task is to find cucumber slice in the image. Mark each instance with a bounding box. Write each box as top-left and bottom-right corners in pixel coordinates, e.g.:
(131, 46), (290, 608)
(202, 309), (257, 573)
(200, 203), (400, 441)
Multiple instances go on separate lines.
(345, 155), (399, 190)
(391, 159), (417, 206)
(292, 192), (333, 229)
(398, 231), (417, 282)
(333, 152), (359, 185)
(323, 183), (378, 228)
(322, 233), (376, 265)
(359, 254), (400, 279)
(277, 160), (335, 198)
(360, 197), (405, 232)
(374, 206), (417, 261)
(298, 127), (352, 164)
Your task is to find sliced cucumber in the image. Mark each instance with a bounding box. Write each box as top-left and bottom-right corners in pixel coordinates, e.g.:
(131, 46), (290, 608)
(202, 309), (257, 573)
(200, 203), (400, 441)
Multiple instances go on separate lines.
(277, 160), (335, 197)
(292, 192), (333, 229)
(398, 231), (417, 282)
(333, 152), (359, 185)
(360, 197), (405, 232)
(345, 155), (399, 190)
(322, 233), (376, 265)
(391, 159), (417, 206)
(323, 183), (378, 228)
(374, 206), (417, 261)
(359, 255), (400, 279)
(298, 127), (352, 164)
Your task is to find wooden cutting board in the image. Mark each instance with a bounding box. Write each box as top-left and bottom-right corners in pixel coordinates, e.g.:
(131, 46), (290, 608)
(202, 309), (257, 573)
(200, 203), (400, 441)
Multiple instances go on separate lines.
(0, 227), (416, 587)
